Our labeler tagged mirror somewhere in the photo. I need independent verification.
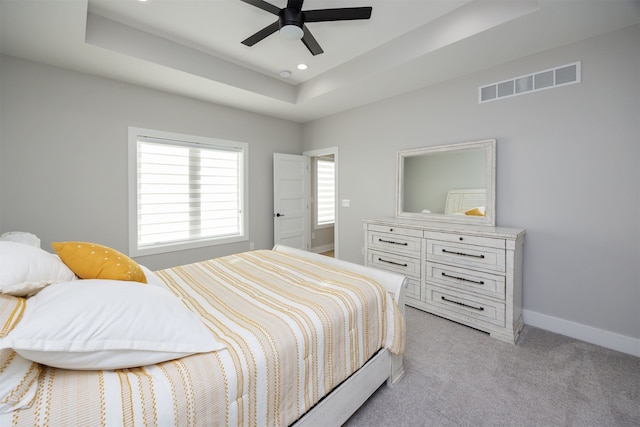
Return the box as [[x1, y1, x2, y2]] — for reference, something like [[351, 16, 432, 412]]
[[396, 139, 496, 226]]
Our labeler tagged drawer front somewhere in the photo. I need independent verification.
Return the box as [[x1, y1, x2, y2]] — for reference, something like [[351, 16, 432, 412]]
[[426, 262, 505, 300], [425, 231, 505, 250], [367, 250, 421, 279], [368, 224, 423, 238], [425, 285, 505, 327], [404, 278, 421, 300], [368, 231, 422, 257], [427, 240, 506, 273]]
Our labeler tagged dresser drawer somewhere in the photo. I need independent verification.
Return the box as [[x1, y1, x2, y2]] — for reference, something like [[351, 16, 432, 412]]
[[426, 240, 506, 273], [425, 285, 505, 327], [426, 262, 505, 300], [367, 250, 421, 279], [367, 230, 422, 257], [425, 231, 505, 250], [404, 278, 421, 300], [368, 224, 423, 238]]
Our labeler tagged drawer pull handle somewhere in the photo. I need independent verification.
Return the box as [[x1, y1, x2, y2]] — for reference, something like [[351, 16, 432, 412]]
[[442, 249, 485, 259], [378, 258, 408, 267], [379, 238, 408, 246], [441, 296, 485, 311], [442, 272, 484, 285]]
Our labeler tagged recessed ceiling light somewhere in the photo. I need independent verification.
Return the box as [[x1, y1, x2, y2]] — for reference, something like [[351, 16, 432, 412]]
[[279, 70, 292, 78], [297, 63, 308, 71]]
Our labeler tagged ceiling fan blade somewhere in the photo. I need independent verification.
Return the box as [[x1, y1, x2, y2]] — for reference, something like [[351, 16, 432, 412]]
[[301, 25, 323, 56], [241, 21, 280, 46], [239, 0, 280, 15], [304, 7, 372, 22]]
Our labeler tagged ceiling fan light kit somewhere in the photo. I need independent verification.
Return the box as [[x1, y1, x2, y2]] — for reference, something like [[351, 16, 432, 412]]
[[280, 24, 303, 40], [240, 0, 372, 55]]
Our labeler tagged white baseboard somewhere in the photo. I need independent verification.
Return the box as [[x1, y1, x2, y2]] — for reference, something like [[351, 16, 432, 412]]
[[523, 309, 640, 357], [311, 244, 334, 254]]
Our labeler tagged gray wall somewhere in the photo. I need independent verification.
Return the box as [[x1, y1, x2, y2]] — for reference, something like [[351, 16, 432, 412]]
[[0, 26, 638, 345], [0, 55, 303, 269], [302, 25, 640, 340]]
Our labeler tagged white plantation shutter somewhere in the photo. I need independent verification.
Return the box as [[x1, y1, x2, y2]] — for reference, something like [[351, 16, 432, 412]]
[[316, 158, 335, 226], [129, 129, 247, 256]]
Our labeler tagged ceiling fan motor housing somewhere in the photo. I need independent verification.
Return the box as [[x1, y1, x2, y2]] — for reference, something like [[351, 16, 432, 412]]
[[240, 0, 372, 55], [279, 8, 304, 29]]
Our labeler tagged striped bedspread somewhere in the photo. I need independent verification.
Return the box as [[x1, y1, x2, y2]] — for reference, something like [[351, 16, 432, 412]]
[[4, 249, 404, 426]]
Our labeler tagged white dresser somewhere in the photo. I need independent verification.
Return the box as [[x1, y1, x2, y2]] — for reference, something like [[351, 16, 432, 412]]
[[364, 217, 525, 343]]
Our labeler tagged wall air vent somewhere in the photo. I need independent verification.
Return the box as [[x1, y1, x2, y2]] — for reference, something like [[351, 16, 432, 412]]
[[479, 62, 581, 103]]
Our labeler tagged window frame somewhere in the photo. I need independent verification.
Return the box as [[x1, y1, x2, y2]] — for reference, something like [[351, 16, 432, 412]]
[[128, 127, 248, 256]]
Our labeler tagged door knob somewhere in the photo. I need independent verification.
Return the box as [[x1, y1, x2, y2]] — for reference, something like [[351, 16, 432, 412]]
[[275, 213, 285, 217]]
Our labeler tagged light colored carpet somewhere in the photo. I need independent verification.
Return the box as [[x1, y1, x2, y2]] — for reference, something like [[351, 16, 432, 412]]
[[344, 307, 640, 427]]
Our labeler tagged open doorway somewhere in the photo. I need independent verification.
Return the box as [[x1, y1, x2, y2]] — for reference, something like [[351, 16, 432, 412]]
[[304, 147, 338, 259]]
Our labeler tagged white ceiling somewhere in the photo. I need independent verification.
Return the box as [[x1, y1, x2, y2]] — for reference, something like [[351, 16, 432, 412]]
[[1, 0, 638, 123]]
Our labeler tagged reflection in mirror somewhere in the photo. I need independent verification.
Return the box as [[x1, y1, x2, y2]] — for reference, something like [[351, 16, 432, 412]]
[[396, 139, 496, 226]]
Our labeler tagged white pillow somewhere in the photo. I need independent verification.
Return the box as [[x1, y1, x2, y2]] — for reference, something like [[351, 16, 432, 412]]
[[140, 265, 168, 289], [0, 232, 41, 248], [0, 241, 77, 296], [0, 280, 226, 370]]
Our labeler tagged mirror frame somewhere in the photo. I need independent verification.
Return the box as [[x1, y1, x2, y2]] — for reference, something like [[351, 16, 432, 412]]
[[396, 139, 496, 226]]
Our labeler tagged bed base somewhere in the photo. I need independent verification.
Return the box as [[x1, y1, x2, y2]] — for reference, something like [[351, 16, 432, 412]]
[[273, 245, 407, 427], [293, 349, 403, 427]]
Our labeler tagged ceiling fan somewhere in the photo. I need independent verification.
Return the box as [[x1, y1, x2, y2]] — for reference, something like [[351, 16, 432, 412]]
[[240, 0, 372, 56]]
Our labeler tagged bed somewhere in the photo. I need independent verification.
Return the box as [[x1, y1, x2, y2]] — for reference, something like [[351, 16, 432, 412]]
[[0, 241, 406, 426], [444, 188, 486, 216]]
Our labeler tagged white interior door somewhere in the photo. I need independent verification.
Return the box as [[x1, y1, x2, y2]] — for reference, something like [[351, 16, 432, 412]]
[[273, 153, 309, 250]]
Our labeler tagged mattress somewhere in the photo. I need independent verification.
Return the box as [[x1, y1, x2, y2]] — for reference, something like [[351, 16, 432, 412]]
[[3, 249, 404, 426]]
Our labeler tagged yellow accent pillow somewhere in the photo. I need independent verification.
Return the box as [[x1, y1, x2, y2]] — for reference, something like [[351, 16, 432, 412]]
[[465, 207, 485, 216], [51, 242, 147, 284]]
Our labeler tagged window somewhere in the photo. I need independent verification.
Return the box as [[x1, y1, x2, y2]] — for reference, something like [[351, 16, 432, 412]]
[[128, 127, 248, 256], [315, 157, 335, 228]]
